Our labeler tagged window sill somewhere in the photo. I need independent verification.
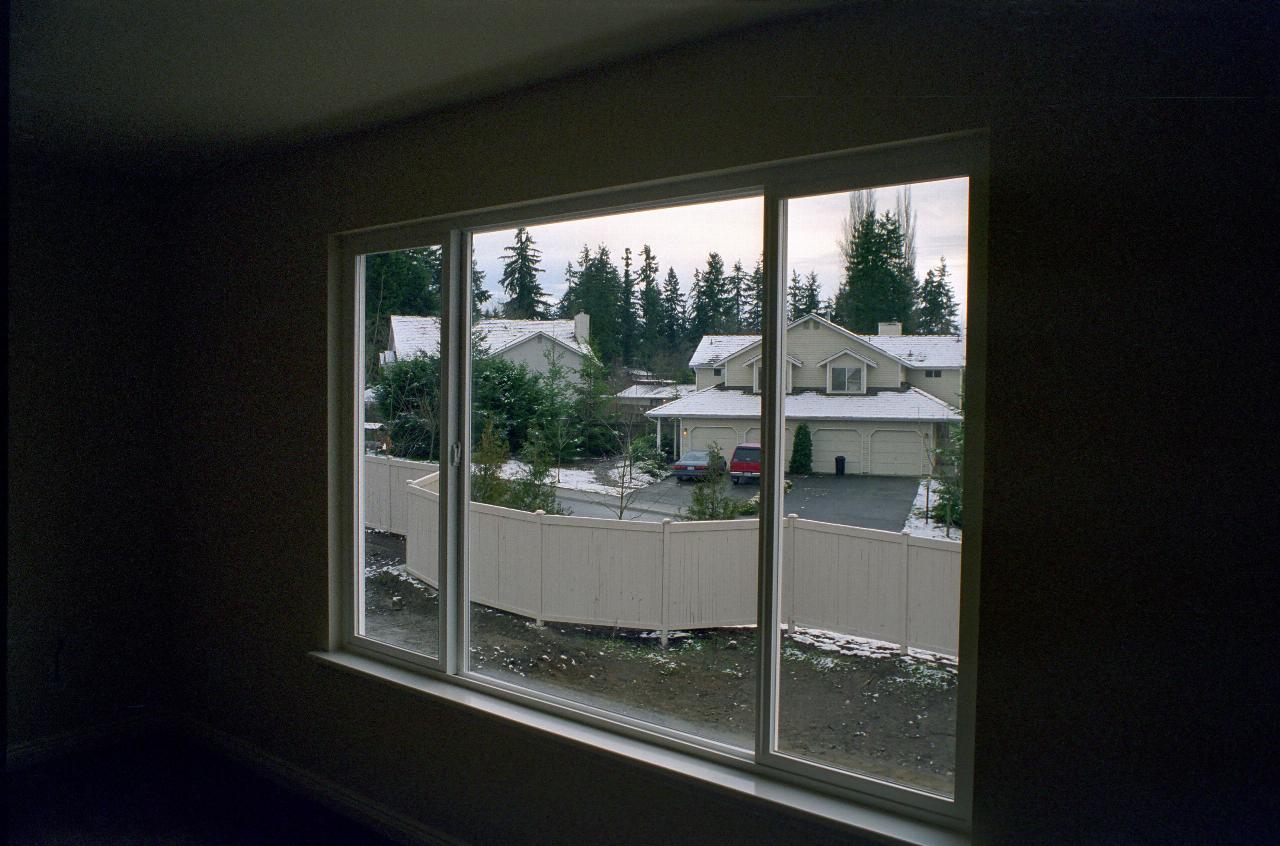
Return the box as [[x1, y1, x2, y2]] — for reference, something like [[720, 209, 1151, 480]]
[[308, 649, 969, 846]]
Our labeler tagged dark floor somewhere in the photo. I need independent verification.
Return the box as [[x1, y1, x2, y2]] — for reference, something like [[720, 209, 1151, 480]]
[[6, 734, 400, 846]]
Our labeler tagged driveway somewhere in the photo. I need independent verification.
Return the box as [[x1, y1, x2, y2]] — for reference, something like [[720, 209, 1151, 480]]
[[556, 474, 919, 531]]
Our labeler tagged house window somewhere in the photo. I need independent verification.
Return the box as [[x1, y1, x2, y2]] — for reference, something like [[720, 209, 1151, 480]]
[[830, 365, 862, 393], [925, 369, 942, 378], [336, 134, 981, 831]]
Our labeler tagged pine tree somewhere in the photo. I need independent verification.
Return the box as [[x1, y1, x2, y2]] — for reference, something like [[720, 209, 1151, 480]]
[[742, 259, 764, 331], [833, 210, 916, 333], [637, 245, 663, 365], [690, 252, 729, 336], [499, 227, 550, 319], [802, 271, 822, 316], [470, 257, 491, 320], [788, 423, 813, 475], [726, 260, 747, 332], [620, 247, 638, 365], [561, 245, 623, 365], [914, 257, 960, 334], [660, 266, 686, 339], [786, 270, 805, 320]]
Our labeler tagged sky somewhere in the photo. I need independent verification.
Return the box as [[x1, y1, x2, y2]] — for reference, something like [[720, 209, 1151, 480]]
[[472, 176, 969, 326]]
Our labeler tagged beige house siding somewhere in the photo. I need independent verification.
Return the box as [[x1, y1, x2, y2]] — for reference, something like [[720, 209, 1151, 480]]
[[680, 416, 937, 476], [722, 321, 905, 391], [694, 367, 724, 390], [499, 335, 584, 378], [906, 367, 964, 407]]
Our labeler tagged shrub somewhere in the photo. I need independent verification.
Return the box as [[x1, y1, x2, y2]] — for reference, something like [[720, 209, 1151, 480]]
[[927, 421, 963, 530], [684, 445, 745, 521], [788, 423, 813, 474]]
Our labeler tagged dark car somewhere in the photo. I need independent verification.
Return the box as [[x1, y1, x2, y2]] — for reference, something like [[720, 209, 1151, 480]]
[[670, 450, 723, 481], [729, 442, 762, 484]]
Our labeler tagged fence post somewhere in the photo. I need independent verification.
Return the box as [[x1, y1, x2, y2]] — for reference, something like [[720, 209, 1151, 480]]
[[535, 510, 546, 627], [786, 514, 798, 635], [899, 530, 911, 655], [660, 518, 672, 648]]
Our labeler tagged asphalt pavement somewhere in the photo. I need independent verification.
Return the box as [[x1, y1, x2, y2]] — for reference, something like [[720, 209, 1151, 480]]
[[555, 473, 918, 530]]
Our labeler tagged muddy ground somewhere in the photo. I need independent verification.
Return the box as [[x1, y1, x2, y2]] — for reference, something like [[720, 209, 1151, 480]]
[[363, 530, 955, 796]]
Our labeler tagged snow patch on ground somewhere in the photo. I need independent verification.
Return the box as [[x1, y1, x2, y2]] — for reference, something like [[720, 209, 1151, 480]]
[[903, 478, 962, 541], [500, 459, 661, 496], [788, 625, 957, 667]]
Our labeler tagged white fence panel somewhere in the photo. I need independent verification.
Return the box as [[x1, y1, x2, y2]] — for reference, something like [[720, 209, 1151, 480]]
[[664, 519, 758, 629], [364, 455, 438, 535], [383, 466, 962, 657]]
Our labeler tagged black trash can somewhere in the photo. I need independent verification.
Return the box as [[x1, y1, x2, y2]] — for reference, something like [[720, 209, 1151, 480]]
[[835, 455, 846, 475]]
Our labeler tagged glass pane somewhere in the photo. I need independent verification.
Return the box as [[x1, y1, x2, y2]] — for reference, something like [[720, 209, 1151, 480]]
[[359, 246, 443, 659], [779, 177, 968, 796], [466, 198, 762, 749]]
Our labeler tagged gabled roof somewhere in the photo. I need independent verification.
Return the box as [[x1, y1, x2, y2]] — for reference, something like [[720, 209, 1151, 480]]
[[688, 334, 759, 368], [691, 313, 964, 370], [389, 315, 593, 359], [645, 387, 961, 422], [742, 353, 804, 368], [615, 384, 699, 400], [815, 348, 880, 368]]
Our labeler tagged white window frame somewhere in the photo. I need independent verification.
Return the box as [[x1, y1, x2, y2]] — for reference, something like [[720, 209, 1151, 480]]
[[328, 131, 986, 836], [829, 363, 864, 394]]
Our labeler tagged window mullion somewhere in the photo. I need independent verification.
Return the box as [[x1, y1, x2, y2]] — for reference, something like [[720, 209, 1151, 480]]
[[439, 229, 471, 675], [755, 193, 787, 762]]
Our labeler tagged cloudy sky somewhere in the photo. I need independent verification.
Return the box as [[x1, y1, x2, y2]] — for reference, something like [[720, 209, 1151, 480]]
[[472, 176, 968, 325]]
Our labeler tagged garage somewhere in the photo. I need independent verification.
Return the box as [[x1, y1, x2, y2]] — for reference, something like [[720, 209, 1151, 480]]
[[869, 429, 926, 476], [745, 426, 793, 463], [811, 428, 862, 474], [686, 425, 739, 457]]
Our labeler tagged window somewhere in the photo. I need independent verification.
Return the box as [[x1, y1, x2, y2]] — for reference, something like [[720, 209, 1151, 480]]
[[830, 365, 863, 393], [925, 369, 942, 378], [334, 133, 983, 833], [713, 367, 723, 376]]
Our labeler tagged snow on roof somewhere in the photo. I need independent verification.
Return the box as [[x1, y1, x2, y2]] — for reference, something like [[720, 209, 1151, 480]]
[[616, 384, 699, 400], [688, 318, 964, 370], [645, 387, 961, 422], [864, 334, 966, 368], [688, 335, 759, 368], [389, 315, 592, 359]]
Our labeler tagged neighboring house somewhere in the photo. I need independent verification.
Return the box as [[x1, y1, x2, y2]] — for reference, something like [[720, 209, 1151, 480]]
[[614, 381, 699, 413], [383, 312, 593, 377], [647, 313, 963, 477]]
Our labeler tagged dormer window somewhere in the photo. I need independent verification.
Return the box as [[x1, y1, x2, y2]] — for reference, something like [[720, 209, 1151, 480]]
[[830, 366, 862, 393]]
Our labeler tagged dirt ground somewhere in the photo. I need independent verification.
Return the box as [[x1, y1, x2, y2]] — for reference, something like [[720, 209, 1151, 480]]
[[363, 530, 955, 796]]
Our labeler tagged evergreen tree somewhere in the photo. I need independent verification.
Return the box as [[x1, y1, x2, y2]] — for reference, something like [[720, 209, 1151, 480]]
[[637, 245, 663, 365], [833, 210, 917, 333], [470, 257, 491, 320], [499, 227, 550, 319], [727, 260, 747, 332], [787, 270, 805, 320], [742, 259, 764, 331], [788, 423, 813, 475], [364, 246, 442, 380], [802, 271, 822, 316], [660, 266, 686, 339], [914, 257, 960, 334], [560, 245, 624, 365], [619, 247, 638, 365], [690, 252, 729, 336]]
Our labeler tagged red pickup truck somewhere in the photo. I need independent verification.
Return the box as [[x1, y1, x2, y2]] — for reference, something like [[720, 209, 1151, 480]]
[[729, 442, 762, 485]]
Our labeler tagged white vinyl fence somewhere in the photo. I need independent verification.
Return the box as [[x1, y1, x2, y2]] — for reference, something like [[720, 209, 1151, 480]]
[[369, 456, 961, 657], [364, 455, 439, 534]]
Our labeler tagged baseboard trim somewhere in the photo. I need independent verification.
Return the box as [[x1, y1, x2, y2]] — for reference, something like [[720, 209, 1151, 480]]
[[174, 714, 469, 846], [5, 709, 151, 772]]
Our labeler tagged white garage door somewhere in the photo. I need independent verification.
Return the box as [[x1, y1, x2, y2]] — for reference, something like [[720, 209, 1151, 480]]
[[870, 430, 926, 476], [688, 426, 739, 457], [745, 427, 794, 463], [811, 428, 862, 474]]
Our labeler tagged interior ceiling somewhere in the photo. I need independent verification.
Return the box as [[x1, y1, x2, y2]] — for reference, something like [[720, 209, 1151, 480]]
[[10, 0, 829, 173]]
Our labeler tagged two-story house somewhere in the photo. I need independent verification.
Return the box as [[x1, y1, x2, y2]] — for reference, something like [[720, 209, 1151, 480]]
[[384, 312, 594, 378], [647, 313, 963, 476]]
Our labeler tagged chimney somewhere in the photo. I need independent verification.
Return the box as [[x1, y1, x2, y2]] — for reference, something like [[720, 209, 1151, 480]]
[[574, 312, 590, 343], [877, 321, 902, 336]]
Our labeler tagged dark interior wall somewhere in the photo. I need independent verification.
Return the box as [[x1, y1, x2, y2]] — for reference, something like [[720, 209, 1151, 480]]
[[8, 1, 1276, 844], [7, 156, 171, 747]]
